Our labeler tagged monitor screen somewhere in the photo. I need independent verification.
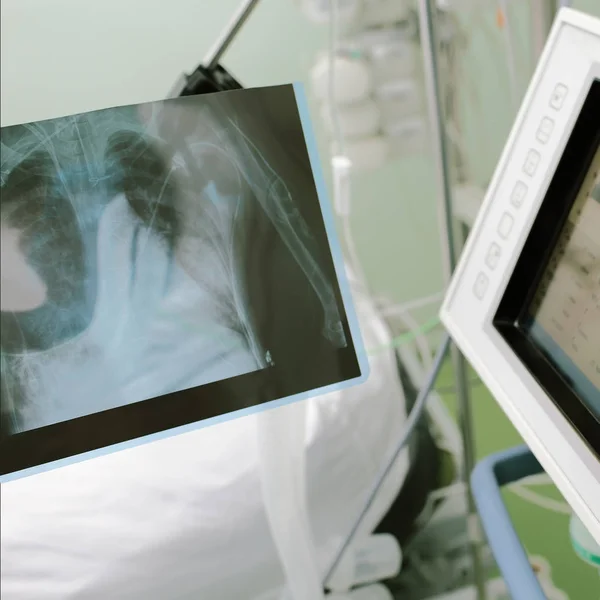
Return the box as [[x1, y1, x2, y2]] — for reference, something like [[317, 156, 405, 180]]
[[494, 78, 600, 457], [525, 146, 600, 418]]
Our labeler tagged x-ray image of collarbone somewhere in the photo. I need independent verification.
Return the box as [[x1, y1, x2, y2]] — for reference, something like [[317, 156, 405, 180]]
[[140, 95, 348, 350], [0, 94, 350, 436], [0, 97, 348, 354]]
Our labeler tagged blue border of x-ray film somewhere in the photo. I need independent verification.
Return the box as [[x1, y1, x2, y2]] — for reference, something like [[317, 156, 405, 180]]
[[0, 83, 369, 484]]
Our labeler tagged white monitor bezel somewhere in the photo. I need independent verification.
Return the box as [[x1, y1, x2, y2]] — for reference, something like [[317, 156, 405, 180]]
[[441, 7, 600, 543]]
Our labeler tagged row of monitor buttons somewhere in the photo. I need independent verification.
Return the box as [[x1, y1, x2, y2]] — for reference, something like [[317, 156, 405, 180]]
[[473, 183, 526, 297], [472, 83, 568, 300]]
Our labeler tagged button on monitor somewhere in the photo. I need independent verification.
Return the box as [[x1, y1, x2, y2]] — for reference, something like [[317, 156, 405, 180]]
[[536, 117, 555, 144], [485, 242, 502, 270], [473, 272, 489, 300], [498, 212, 514, 239], [550, 83, 569, 110], [523, 149, 541, 177], [510, 181, 528, 209]]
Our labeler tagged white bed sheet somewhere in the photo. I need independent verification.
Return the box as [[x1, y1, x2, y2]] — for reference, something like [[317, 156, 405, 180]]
[[1, 285, 411, 600]]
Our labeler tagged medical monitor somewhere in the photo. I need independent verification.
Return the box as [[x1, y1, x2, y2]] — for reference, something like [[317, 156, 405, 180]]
[[441, 8, 600, 543]]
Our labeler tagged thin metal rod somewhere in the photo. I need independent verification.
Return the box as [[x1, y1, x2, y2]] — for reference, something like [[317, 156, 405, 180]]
[[204, 0, 262, 69], [323, 335, 452, 588], [530, 0, 559, 64], [417, 1, 486, 599]]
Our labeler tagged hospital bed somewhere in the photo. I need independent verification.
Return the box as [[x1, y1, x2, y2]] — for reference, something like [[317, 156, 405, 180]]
[[0, 275, 463, 600]]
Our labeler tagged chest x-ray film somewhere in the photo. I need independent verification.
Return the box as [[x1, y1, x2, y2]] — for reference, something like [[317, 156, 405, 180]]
[[0, 83, 367, 481]]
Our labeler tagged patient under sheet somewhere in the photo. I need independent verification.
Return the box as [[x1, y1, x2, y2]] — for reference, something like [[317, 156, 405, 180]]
[[0, 281, 412, 600]]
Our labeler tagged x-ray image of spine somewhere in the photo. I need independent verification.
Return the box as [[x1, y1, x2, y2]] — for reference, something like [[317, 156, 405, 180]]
[[0, 85, 348, 438]]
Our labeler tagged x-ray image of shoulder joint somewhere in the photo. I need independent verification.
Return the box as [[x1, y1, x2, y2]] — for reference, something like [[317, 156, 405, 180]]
[[148, 94, 349, 353]]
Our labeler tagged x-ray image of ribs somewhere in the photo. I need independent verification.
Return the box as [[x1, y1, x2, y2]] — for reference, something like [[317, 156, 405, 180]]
[[142, 93, 347, 350], [0, 86, 348, 436]]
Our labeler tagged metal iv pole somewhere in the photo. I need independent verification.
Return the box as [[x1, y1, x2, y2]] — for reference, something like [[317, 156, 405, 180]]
[[169, 0, 260, 97], [203, 0, 262, 69], [169, 2, 490, 597], [416, 1, 487, 599], [531, 0, 571, 64]]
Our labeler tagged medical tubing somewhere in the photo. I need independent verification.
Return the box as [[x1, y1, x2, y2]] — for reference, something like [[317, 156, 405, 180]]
[[257, 401, 326, 600], [332, 156, 372, 298], [509, 483, 571, 514], [204, 0, 262, 69], [328, 0, 371, 300], [498, 0, 520, 112], [327, 534, 402, 591], [323, 334, 451, 588], [328, 0, 345, 156], [332, 155, 352, 217]]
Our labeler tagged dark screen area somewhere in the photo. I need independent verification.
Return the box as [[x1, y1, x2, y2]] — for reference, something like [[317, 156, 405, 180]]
[[524, 143, 599, 418], [494, 79, 600, 458]]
